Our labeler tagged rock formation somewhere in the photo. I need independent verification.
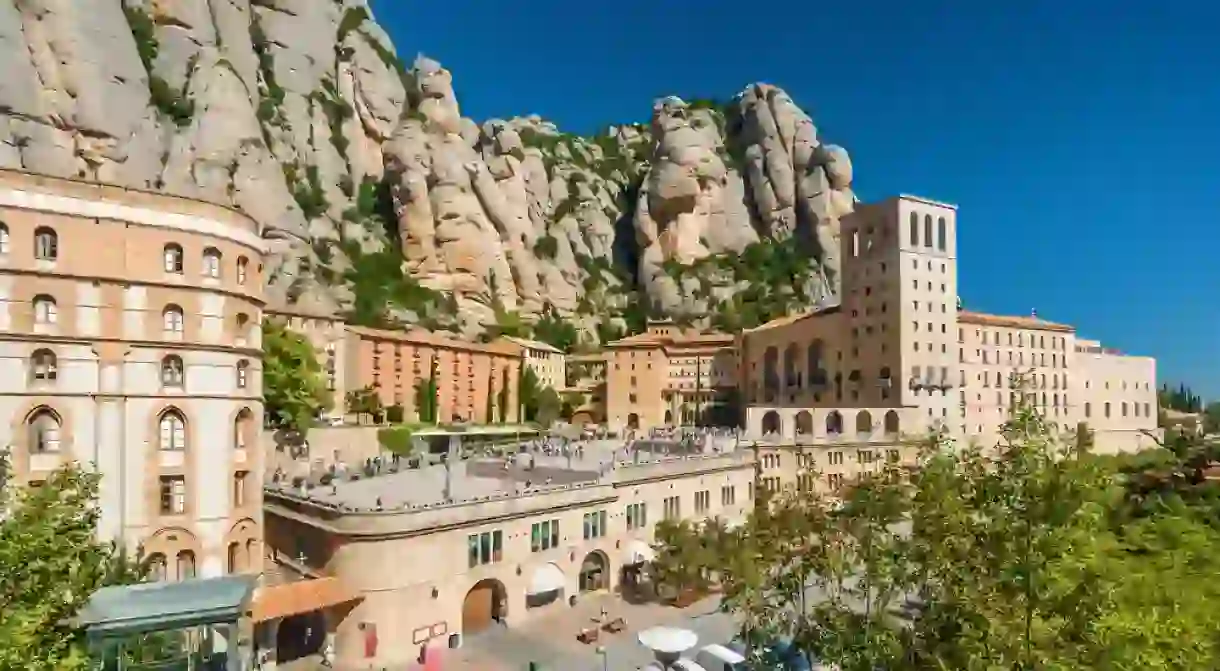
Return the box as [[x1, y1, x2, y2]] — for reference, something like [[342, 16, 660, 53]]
[[0, 0, 857, 343]]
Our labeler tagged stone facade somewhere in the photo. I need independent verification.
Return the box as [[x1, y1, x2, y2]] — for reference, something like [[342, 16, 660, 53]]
[[0, 168, 265, 579]]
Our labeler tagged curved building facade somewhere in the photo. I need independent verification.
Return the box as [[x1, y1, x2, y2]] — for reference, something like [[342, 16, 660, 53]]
[[0, 170, 266, 580]]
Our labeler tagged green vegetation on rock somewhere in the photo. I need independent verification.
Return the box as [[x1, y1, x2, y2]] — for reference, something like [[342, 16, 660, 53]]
[[123, 5, 195, 127]]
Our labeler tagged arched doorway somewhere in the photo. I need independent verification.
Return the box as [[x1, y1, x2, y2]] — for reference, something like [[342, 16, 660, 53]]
[[826, 411, 844, 436], [276, 610, 326, 663], [572, 411, 594, 425], [762, 411, 782, 435], [462, 578, 507, 635], [579, 551, 609, 593], [664, 410, 673, 425], [795, 411, 813, 436], [855, 410, 874, 436], [884, 410, 900, 435], [626, 413, 640, 430]]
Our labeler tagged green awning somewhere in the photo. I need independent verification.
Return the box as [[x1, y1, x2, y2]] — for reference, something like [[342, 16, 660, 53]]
[[75, 576, 257, 638]]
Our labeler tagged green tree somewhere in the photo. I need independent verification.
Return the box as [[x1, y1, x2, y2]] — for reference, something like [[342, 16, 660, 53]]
[[344, 385, 384, 423], [651, 519, 713, 600], [518, 367, 542, 421], [676, 382, 1220, 670], [262, 320, 333, 432], [376, 426, 415, 456], [1204, 401, 1220, 434], [532, 307, 579, 352], [497, 368, 510, 424], [412, 355, 440, 424], [534, 387, 562, 428], [0, 455, 150, 670]]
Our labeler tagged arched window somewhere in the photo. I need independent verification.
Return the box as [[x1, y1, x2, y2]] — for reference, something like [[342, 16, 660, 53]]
[[147, 553, 168, 582], [175, 550, 196, 581], [227, 542, 242, 574], [28, 407, 62, 453], [923, 214, 933, 248], [1104, 402, 1111, 418], [162, 305, 184, 334], [30, 349, 58, 382], [202, 247, 222, 279], [0, 221, 9, 254], [236, 360, 249, 389], [34, 227, 58, 260], [32, 295, 57, 324], [826, 411, 844, 435], [1084, 402, 1092, 417], [235, 312, 250, 339], [161, 355, 184, 387], [908, 212, 919, 246], [936, 217, 947, 251], [159, 410, 187, 451], [236, 256, 249, 285], [234, 408, 253, 450], [163, 243, 184, 274]]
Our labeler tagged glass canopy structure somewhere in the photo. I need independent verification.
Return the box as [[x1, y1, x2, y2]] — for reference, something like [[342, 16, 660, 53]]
[[74, 575, 257, 671]]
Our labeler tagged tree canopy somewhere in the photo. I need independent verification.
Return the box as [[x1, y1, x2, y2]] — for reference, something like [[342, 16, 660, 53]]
[[261, 320, 333, 432], [0, 456, 148, 670], [658, 396, 1220, 670]]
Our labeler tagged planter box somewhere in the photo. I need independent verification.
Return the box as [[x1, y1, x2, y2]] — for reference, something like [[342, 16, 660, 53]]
[[668, 589, 703, 609]]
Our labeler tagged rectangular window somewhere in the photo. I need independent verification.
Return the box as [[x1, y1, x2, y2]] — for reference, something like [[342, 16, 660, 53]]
[[531, 519, 560, 552], [626, 502, 647, 530], [467, 530, 504, 568], [159, 476, 186, 515], [663, 496, 681, 521], [694, 490, 710, 514], [720, 485, 735, 506], [583, 510, 608, 539], [829, 451, 844, 466], [232, 471, 248, 508]]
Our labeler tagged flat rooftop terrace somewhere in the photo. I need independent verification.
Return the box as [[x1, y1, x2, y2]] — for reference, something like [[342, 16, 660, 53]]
[[266, 438, 747, 512]]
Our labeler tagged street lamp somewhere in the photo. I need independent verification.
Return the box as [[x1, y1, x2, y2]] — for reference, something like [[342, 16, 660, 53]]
[[595, 645, 608, 671]]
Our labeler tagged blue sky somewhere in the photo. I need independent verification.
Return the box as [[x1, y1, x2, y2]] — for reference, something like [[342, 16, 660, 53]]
[[370, 0, 1218, 398]]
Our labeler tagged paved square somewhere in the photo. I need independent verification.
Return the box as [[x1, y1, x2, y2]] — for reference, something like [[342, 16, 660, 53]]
[[442, 593, 738, 671]]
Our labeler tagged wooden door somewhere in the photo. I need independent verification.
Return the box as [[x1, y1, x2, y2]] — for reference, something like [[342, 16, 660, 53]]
[[462, 584, 493, 634]]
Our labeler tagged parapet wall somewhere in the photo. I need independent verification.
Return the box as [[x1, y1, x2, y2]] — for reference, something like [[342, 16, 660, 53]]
[[265, 451, 754, 537]]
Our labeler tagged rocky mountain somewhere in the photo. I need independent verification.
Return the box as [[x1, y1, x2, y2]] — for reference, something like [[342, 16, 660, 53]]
[[0, 0, 856, 345]]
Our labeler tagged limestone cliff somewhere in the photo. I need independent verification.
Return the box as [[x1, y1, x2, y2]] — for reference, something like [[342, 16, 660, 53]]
[[0, 0, 857, 344]]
